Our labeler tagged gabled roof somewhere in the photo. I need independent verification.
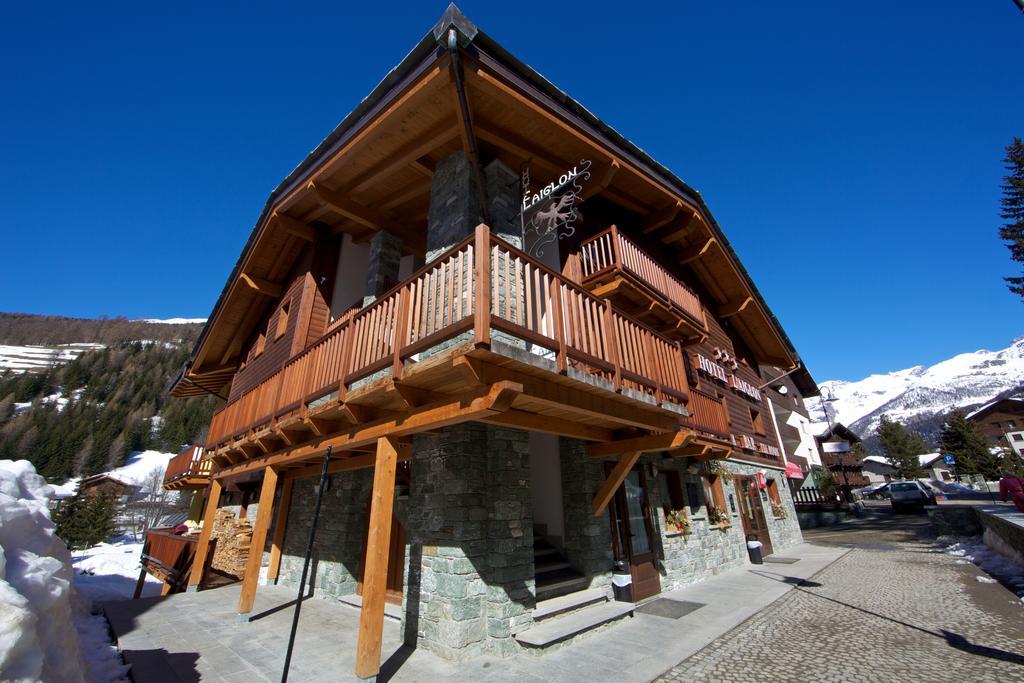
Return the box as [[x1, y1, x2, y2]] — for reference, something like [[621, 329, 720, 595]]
[[966, 397, 1024, 421], [174, 4, 807, 396]]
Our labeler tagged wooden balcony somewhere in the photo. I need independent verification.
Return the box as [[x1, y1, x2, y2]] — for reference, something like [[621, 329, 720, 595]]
[[205, 226, 736, 478], [162, 446, 212, 490], [140, 529, 200, 593], [576, 226, 707, 341]]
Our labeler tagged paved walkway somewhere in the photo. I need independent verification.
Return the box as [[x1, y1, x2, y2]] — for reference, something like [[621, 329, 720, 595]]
[[657, 509, 1024, 683], [103, 543, 845, 682]]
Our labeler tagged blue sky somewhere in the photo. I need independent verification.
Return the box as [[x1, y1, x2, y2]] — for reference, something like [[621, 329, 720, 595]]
[[1, 1, 1020, 382]]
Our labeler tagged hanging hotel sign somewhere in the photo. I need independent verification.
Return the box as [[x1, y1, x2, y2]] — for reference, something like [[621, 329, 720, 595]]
[[521, 159, 591, 259], [822, 440, 851, 453]]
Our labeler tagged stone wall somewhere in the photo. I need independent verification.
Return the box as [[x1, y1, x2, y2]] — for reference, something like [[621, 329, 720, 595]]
[[648, 457, 748, 590], [403, 424, 534, 661], [276, 469, 373, 598], [559, 438, 613, 590]]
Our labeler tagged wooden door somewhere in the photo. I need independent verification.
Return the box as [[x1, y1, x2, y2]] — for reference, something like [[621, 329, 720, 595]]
[[609, 465, 661, 601], [356, 505, 406, 605], [732, 475, 773, 556]]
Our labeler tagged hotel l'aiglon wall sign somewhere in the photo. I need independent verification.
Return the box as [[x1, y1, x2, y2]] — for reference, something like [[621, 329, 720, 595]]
[[520, 159, 591, 259]]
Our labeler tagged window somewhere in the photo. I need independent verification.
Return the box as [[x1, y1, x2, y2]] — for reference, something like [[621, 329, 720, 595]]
[[1009, 421, 1017, 430], [253, 333, 266, 358], [684, 477, 705, 516], [275, 302, 290, 339], [657, 470, 686, 515], [750, 408, 766, 436], [766, 478, 782, 508], [702, 474, 728, 524]]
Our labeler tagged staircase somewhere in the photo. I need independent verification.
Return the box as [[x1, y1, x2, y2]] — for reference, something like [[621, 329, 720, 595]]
[[533, 526, 588, 601], [516, 526, 635, 650]]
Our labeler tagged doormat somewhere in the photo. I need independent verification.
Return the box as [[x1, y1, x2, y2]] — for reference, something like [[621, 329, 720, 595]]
[[635, 598, 706, 620], [763, 556, 800, 564]]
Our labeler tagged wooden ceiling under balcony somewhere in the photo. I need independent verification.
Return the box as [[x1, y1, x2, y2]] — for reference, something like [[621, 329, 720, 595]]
[[186, 49, 794, 394]]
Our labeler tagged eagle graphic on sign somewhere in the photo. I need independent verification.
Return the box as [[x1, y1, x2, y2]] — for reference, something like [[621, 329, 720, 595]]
[[521, 159, 591, 259]]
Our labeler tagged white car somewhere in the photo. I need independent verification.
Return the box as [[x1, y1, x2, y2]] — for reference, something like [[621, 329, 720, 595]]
[[889, 481, 937, 512]]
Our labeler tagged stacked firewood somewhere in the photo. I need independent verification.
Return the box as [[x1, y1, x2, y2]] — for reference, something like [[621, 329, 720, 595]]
[[209, 508, 252, 578]]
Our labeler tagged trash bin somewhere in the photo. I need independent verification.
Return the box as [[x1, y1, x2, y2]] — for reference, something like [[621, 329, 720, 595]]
[[611, 561, 633, 602], [746, 540, 764, 565]]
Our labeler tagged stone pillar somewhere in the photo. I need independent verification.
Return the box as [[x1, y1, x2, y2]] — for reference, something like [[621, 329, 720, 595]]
[[403, 424, 533, 660], [427, 152, 521, 262], [362, 230, 403, 306], [559, 437, 614, 589]]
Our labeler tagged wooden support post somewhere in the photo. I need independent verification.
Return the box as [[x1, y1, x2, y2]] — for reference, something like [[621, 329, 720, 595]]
[[354, 436, 400, 680], [603, 301, 621, 390], [237, 466, 279, 617], [392, 286, 411, 379], [474, 223, 491, 346], [267, 478, 294, 583], [591, 451, 642, 516], [187, 478, 223, 590], [132, 567, 148, 600]]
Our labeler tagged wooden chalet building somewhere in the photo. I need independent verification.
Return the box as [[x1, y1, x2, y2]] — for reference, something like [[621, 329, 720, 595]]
[[170, 6, 813, 677], [967, 397, 1024, 461]]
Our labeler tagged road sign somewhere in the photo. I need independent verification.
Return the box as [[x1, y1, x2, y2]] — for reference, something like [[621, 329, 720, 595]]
[[943, 454, 956, 465]]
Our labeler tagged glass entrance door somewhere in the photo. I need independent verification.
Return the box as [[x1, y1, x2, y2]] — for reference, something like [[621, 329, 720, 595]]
[[609, 466, 661, 601]]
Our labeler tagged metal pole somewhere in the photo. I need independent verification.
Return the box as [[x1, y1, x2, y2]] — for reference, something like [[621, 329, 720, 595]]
[[281, 446, 332, 683]]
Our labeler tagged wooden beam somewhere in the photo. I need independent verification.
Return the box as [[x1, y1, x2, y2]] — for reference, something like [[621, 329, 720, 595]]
[[587, 431, 692, 458], [718, 296, 753, 318], [663, 211, 703, 245], [281, 446, 412, 481], [237, 466, 279, 616], [347, 121, 457, 195], [354, 436, 400, 679], [392, 382, 444, 409], [581, 159, 620, 201], [272, 212, 316, 242], [187, 479, 222, 589], [308, 182, 398, 233], [482, 409, 616, 442], [213, 381, 522, 479], [266, 477, 293, 583], [591, 451, 642, 516], [642, 201, 682, 234], [677, 237, 717, 264], [240, 272, 283, 298]]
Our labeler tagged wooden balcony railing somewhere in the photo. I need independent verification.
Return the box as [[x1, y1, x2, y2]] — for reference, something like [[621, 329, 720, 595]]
[[141, 529, 199, 589], [578, 226, 705, 327], [162, 447, 211, 487], [207, 226, 711, 448], [682, 388, 730, 439]]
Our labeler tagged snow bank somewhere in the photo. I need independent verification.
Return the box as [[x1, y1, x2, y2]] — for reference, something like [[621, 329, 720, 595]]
[[943, 535, 1024, 598], [0, 459, 86, 681], [74, 539, 162, 603], [0, 460, 130, 682]]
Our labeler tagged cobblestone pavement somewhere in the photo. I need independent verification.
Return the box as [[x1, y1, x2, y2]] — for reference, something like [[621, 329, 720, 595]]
[[656, 509, 1024, 683]]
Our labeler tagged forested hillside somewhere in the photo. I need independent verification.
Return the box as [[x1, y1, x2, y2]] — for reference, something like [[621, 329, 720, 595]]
[[0, 314, 218, 482]]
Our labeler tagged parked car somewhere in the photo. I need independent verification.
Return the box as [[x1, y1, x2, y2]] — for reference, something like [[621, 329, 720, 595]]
[[889, 481, 937, 512]]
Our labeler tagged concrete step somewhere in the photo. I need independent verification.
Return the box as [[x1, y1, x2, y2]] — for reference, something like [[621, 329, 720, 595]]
[[535, 559, 571, 575], [532, 587, 609, 622], [515, 600, 634, 648], [535, 574, 590, 601], [534, 546, 559, 559], [338, 594, 402, 621]]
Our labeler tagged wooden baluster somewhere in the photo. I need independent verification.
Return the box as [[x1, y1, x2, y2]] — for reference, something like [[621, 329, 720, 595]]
[[474, 224, 491, 346], [604, 303, 622, 391], [550, 280, 567, 373], [392, 286, 411, 379]]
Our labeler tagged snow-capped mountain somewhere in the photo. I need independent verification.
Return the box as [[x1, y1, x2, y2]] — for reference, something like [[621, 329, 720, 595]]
[[807, 336, 1024, 445]]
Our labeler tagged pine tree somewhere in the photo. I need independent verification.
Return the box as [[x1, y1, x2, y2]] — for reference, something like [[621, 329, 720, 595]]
[[55, 491, 118, 549], [877, 414, 928, 479], [939, 408, 1000, 480], [1000, 137, 1024, 300]]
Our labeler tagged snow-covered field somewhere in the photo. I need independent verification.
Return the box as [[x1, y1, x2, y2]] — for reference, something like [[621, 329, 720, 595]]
[[73, 539, 163, 603], [136, 317, 206, 325], [0, 460, 130, 682], [0, 343, 105, 373]]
